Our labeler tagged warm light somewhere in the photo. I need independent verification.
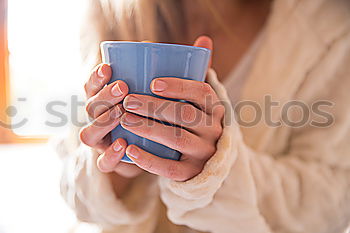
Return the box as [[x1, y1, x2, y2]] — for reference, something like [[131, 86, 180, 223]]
[[8, 0, 86, 136]]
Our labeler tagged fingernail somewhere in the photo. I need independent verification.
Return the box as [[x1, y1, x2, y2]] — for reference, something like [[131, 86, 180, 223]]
[[111, 82, 123, 97], [113, 140, 123, 152], [121, 114, 141, 126], [124, 96, 142, 110], [97, 65, 105, 78], [110, 106, 123, 119], [126, 146, 139, 159], [151, 79, 167, 92]]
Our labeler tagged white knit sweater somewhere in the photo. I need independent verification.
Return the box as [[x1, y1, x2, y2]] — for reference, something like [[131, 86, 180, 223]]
[[58, 0, 350, 232]]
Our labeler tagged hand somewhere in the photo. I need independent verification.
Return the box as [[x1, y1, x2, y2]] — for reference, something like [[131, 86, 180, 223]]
[[79, 63, 143, 178], [120, 36, 225, 181]]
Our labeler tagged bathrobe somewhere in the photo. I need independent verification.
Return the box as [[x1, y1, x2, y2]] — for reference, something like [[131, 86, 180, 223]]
[[57, 0, 350, 232]]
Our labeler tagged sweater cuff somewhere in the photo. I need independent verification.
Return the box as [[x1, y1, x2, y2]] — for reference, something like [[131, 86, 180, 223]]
[[60, 144, 160, 230], [158, 68, 240, 205]]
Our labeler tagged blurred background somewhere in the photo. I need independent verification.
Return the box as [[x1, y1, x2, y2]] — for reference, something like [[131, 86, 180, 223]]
[[0, 0, 93, 232]]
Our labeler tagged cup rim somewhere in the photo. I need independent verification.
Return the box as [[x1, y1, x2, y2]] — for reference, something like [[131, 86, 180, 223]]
[[100, 41, 211, 53]]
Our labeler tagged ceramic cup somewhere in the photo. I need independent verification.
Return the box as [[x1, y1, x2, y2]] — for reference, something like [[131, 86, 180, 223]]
[[100, 41, 211, 163]]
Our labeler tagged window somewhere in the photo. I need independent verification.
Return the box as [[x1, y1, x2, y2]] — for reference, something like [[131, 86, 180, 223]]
[[1, 1, 89, 232], [1, 0, 86, 143], [0, 0, 11, 142]]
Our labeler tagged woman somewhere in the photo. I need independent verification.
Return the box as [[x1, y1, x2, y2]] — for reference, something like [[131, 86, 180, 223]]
[[58, 0, 350, 232]]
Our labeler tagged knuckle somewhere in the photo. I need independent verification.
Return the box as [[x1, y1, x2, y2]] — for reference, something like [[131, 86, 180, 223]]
[[79, 128, 90, 146], [214, 103, 225, 117], [85, 99, 93, 117], [86, 69, 98, 87], [175, 133, 191, 149], [79, 126, 96, 147], [192, 164, 204, 178], [84, 82, 89, 94], [142, 157, 153, 171], [86, 96, 110, 119], [166, 163, 179, 179], [181, 105, 196, 123], [210, 143, 217, 154], [103, 151, 116, 165], [178, 166, 198, 182], [92, 65, 100, 76], [201, 83, 213, 97], [212, 123, 223, 139], [206, 144, 217, 158]]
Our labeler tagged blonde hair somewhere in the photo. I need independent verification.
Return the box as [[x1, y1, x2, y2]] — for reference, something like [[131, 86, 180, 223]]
[[81, 0, 187, 67], [80, 0, 252, 68]]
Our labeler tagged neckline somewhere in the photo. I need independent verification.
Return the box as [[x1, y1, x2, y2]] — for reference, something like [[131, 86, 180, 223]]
[[223, 28, 266, 86]]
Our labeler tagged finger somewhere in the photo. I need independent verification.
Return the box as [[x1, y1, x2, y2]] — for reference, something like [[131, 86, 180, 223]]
[[150, 78, 225, 117], [120, 112, 215, 159], [97, 138, 127, 173], [93, 134, 111, 153], [193, 35, 213, 68], [86, 80, 128, 118], [84, 64, 112, 98], [80, 105, 123, 148], [123, 94, 222, 140], [125, 145, 200, 181]]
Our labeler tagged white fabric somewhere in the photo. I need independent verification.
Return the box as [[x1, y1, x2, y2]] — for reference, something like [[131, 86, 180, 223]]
[[58, 0, 350, 232]]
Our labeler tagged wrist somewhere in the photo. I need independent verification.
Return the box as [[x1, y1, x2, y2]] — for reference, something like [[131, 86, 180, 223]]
[[109, 172, 134, 198]]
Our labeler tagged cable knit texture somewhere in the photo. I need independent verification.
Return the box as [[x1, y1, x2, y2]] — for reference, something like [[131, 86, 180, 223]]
[[58, 0, 350, 232]]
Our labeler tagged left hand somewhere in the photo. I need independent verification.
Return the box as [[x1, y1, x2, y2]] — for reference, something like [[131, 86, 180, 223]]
[[120, 36, 225, 181]]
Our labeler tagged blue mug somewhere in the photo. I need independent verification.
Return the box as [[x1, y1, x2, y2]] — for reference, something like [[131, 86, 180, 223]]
[[100, 41, 211, 163]]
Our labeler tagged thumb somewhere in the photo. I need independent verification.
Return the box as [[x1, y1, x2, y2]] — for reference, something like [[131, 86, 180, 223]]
[[193, 35, 213, 68]]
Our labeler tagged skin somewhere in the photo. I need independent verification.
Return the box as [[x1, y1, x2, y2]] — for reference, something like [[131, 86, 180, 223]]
[[183, 0, 271, 80], [80, 1, 271, 197]]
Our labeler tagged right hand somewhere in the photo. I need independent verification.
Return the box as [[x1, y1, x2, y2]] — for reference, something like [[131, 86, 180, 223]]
[[79, 63, 143, 178]]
